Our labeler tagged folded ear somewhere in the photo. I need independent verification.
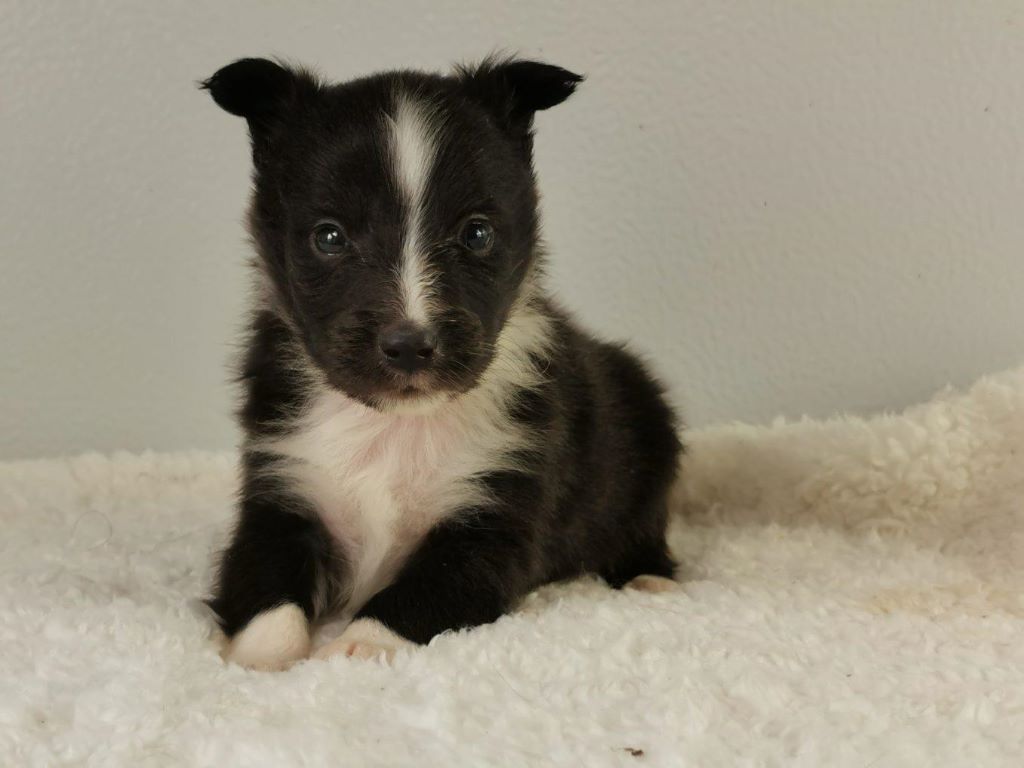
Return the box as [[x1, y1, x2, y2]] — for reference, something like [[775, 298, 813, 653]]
[[459, 57, 583, 137], [201, 58, 313, 155]]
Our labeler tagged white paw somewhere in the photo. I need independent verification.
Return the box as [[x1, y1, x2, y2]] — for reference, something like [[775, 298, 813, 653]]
[[312, 618, 415, 663], [625, 574, 681, 594], [223, 603, 311, 671]]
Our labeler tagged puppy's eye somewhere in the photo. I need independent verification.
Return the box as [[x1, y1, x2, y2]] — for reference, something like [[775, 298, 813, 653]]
[[460, 218, 494, 254], [311, 222, 348, 255]]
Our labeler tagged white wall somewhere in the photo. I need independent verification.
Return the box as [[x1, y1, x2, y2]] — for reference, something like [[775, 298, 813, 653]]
[[2, 1, 1022, 460]]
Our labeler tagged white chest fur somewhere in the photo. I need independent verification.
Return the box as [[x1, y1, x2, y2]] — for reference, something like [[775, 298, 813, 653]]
[[250, 296, 551, 620], [254, 382, 528, 618]]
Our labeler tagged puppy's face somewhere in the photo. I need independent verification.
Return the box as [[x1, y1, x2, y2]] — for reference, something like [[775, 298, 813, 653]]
[[205, 58, 580, 410]]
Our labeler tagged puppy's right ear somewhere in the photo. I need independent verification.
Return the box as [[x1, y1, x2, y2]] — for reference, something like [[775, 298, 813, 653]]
[[201, 58, 309, 146]]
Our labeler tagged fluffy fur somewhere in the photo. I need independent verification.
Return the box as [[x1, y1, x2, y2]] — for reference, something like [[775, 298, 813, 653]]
[[202, 56, 681, 663], [2, 367, 1022, 764]]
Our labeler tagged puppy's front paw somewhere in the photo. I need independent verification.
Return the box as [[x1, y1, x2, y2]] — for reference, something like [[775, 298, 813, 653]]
[[312, 618, 415, 663], [223, 603, 311, 671]]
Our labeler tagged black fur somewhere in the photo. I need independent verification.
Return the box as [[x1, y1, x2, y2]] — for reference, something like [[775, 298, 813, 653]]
[[204, 56, 683, 645]]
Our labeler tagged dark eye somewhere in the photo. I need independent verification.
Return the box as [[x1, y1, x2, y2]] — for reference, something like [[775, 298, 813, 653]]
[[311, 222, 348, 255], [460, 218, 494, 254]]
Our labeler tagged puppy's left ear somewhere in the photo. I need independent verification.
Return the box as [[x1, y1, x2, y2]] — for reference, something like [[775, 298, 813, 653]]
[[459, 57, 583, 139]]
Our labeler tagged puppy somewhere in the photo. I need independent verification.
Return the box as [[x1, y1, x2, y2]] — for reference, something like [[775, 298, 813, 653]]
[[203, 56, 682, 669]]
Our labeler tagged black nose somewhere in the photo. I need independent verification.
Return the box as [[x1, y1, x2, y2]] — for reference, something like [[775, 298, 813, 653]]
[[378, 323, 438, 373]]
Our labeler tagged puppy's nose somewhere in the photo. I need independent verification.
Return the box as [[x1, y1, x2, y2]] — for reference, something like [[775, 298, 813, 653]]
[[378, 322, 438, 373]]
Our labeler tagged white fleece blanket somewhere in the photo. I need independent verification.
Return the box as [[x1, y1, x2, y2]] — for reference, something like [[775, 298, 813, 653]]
[[2, 368, 1022, 767]]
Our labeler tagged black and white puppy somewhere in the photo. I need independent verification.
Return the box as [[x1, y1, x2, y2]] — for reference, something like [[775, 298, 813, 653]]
[[203, 56, 682, 669]]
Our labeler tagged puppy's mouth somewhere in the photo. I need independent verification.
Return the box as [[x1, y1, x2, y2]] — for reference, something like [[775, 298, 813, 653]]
[[319, 338, 490, 413], [370, 386, 454, 415], [385, 370, 439, 396], [389, 384, 436, 402], [365, 371, 457, 413]]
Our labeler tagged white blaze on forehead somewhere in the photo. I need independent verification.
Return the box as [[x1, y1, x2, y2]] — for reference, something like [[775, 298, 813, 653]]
[[389, 93, 440, 325]]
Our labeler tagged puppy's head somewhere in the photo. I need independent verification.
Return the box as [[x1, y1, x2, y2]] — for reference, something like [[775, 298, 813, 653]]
[[204, 56, 581, 411]]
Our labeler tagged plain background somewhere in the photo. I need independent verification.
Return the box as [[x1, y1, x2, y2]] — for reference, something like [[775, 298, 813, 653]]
[[2, 1, 1022, 460]]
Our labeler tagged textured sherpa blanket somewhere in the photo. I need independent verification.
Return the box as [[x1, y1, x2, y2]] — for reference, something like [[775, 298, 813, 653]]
[[1, 368, 1022, 767]]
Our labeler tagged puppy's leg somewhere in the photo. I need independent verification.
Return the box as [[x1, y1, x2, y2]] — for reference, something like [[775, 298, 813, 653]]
[[352, 506, 535, 648], [209, 491, 333, 671]]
